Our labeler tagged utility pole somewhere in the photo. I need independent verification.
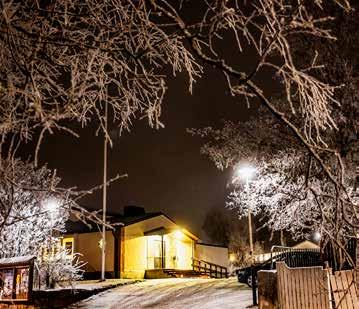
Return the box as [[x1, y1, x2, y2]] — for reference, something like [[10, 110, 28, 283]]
[[101, 101, 108, 281], [246, 178, 257, 306]]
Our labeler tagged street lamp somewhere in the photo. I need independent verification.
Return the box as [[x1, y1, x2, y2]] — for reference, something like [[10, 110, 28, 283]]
[[43, 198, 61, 228], [234, 166, 257, 185], [235, 164, 257, 305], [313, 231, 321, 242], [101, 101, 108, 282], [44, 198, 60, 213], [43, 198, 60, 288], [234, 165, 256, 252]]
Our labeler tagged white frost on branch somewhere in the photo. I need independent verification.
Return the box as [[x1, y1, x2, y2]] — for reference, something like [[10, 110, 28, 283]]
[[0, 159, 69, 258], [0, 0, 202, 147]]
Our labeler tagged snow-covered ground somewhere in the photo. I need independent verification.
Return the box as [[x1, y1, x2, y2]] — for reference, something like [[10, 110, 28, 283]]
[[72, 279, 141, 290], [67, 278, 255, 309]]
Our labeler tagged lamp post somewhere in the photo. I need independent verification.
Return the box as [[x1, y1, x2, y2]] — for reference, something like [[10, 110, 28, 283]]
[[101, 101, 108, 282], [235, 165, 257, 305], [43, 198, 60, 289]]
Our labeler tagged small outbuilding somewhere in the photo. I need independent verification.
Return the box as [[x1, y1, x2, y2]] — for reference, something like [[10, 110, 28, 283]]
[[0, 255, 35, 303]]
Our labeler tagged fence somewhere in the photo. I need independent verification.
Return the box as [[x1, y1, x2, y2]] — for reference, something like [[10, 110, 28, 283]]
[[270, 246, 322, 269], [192, 258, 228, 278], [274, 262, 358, 309], [276, 262, 330, 309], [330, 270, 358, 308]]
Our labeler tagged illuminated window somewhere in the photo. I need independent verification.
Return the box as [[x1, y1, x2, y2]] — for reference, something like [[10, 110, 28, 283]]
[[62, 237, 74, 257]]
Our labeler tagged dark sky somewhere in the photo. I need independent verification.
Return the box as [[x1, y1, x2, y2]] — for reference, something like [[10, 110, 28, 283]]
[[36, 66, 256, 239]]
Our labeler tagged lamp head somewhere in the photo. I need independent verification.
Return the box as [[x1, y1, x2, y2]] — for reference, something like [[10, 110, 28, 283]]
[[313, 231, 321, 242], [235, 165, 257, 181], [44, 198, 60, 212]]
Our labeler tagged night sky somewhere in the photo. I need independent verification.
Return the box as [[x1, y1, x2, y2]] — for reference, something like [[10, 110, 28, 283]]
[[35, 66, 257, 239]]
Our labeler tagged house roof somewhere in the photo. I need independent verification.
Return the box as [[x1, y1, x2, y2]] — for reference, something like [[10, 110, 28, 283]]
[[65, 211, 164, 234], [143, 226, 198, 241], [293, 240, 319, 249], [0, 255, 36, 267], [64, 211, 199, 240], [197, 242, 228, 249]]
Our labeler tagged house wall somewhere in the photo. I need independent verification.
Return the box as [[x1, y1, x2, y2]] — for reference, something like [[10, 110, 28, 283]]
[[195, 244, 229, 268], [67, 231, 115, 273], [122, 231, 147, 279], [64, 215, 198, 279], [164, 232, 193, 270]]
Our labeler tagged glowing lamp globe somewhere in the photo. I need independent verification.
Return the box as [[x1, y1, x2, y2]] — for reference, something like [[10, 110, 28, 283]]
[[236, 166, 257, 181], [313, 231, 321, 242], [44, 199, 60, 212]]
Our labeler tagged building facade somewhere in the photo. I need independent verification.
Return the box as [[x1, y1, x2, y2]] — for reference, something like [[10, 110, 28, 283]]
[[63, 206, 229, 279]]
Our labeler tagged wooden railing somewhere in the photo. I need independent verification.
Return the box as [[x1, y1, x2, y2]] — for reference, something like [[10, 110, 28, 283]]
[[192, 258, 228, 278]]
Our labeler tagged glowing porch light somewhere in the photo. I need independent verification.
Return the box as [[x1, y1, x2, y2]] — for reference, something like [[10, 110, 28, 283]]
[[174, 230, 184, 240]]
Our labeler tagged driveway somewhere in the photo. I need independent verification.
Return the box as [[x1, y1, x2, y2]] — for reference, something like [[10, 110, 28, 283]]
[[68, 278, 254, 309]]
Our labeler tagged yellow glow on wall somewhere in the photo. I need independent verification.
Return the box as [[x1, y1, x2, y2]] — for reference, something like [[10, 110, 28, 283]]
[[173, 230, 184, 240], [229, 253, 237, 262], [147, 235, 163, 269]]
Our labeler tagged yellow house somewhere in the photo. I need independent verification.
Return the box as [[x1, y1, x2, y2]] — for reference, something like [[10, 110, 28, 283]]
[[63, 206, 229, 279]]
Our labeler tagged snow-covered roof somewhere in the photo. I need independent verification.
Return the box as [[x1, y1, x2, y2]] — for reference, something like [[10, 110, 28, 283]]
[[293, 240, 319, 249], [0, 255, 36, 267]]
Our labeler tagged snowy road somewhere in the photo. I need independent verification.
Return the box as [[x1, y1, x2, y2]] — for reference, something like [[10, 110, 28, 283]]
[[68, 278, 254, 309]]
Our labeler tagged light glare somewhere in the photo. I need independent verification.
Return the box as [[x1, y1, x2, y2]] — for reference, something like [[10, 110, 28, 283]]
[[235, 165, 257, 181], [44, 198, 60, 212], [174, 230, 184, 240]]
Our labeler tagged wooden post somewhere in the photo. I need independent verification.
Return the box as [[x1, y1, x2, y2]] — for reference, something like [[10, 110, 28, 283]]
[[112, 227, 121, 278], [28, 261, 34, 303], [11, 268, 17, 299], [324, 263, 333, 309]]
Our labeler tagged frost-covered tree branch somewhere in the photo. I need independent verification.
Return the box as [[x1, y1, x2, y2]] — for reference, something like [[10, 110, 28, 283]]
[[0, 157, 123, 257], [0, 159, 69, 257], [154, 1, 357, 241], [0, 0, 356, 270], [0, 0, 202, 163], [191, 104, 357, 266], [163, 0, 357, 265]]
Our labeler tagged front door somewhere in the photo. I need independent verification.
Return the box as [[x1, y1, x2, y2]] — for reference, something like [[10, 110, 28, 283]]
[[148, 236, 166, 269], [153, 239, 165, 268]]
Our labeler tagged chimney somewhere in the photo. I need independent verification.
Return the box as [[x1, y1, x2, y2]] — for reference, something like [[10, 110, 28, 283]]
[[123, 205, 145, 217]]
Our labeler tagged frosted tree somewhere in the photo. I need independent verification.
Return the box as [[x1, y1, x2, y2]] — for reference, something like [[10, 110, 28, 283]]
[[37, 238, 86, 288], [0, 159, 67, 258], [0, 0, 202, 164], [0, 158, 113, 286], [0, 0, 356, 269], [181, 0, 357, 267], [0, 157, 109, 254], [190, 104, 357, 267], [0, 1, 351, 158]]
